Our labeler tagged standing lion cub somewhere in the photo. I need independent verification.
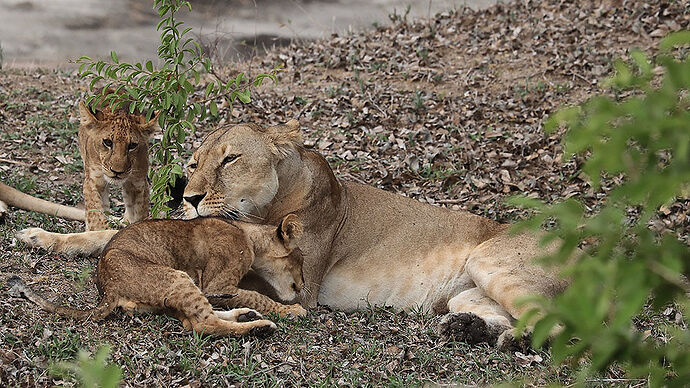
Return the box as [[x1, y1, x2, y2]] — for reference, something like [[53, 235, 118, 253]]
[[78, 91, 159, 230], [10, 214, 306, 337]]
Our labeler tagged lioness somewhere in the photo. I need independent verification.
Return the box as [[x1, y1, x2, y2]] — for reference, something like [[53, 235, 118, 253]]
[[10, 214, 306, 336], [19, 120, 570, 348]]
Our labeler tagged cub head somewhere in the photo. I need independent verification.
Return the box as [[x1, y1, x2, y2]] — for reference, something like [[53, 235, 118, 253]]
[[79, 96, 159, 181], [182, 120, 302, 219], [246, 214, 304, 302]]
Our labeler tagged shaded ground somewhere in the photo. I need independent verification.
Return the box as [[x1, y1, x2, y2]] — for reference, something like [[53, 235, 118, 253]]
[[1, 0, 689, 386]]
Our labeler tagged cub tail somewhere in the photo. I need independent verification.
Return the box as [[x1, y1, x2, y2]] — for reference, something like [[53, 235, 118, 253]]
[[7, 275, 116, 321]]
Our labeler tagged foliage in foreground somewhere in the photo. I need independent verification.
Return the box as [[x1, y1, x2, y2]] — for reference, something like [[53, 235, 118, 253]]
[[50, 345, 122, 388], [75, 0, 279, 217], [514, 31, 690, 386]]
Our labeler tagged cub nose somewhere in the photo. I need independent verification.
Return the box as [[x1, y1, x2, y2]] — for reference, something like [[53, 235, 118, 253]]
[[183, 193, 206, 208], [110, 167, 126, 175]]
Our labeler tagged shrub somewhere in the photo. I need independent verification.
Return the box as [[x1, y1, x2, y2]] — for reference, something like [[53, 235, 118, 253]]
[[513, 31, 690, 386], [76, 0, 279, 216]]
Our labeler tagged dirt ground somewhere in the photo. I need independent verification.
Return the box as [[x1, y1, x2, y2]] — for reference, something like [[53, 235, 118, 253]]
[[0, 0, 496, 68], [0, 0, 689, 386]]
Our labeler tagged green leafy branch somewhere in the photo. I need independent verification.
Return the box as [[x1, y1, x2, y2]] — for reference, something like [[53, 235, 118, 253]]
[[512, 31, 690, 386], [75, 0, 280, 217]]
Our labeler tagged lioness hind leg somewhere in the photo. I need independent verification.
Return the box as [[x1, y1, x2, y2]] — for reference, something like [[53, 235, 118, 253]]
[[451, 232, 568, 350], [439, 287, 512, 346]]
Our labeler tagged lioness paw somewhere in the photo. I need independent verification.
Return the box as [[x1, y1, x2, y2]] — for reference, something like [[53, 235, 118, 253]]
[[496, 328, 533, 353], [16, 227, 52, 249], [438, 312, 509, 347]]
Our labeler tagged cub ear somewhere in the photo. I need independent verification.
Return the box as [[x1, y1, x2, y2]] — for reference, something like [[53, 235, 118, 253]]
[[264, 119, 303, 158], [78, 101, 100, 126], [139, 111, 161, 138], [278, 213, 303, 249]]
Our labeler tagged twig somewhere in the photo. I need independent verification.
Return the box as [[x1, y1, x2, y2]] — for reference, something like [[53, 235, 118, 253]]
[[435, 198, 466, 204], [0, 158, 30, 166], [244, 362, 287, 379]]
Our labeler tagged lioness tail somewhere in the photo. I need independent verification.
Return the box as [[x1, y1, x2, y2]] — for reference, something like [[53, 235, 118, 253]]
[[0, 182, 85, 222], [7, 276, 116, 321]]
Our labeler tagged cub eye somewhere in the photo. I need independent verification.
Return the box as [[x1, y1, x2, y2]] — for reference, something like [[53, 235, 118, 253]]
[[127, 142, 138, 151], [102, 139, 113, 148], [188, 163, 198, 170], [222, 154, 241, 166]]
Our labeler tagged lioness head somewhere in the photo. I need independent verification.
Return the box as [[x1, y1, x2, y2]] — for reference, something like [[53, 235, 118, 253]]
[[182, 120, 302, 219], [247, 214, 304, 301], [79, 98, 159, 181]]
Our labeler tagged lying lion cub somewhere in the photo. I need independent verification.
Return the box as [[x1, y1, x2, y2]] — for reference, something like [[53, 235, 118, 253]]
[[10, 214, 306, 336]]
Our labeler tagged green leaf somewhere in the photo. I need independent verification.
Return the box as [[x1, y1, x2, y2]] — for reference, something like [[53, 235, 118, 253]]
[[660, 30, 690, 51], [110, 51, 118, 63], [209, 100, 218, 116]]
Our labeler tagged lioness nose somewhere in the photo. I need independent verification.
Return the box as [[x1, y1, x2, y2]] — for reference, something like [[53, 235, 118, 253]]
[[184, 193, 206, 208]]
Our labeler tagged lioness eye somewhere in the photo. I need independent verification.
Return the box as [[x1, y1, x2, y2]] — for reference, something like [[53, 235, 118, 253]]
[[222, 154, 241, 166], [127, 142, 138, 151], [102, 139, 113, 148], [188, 163, 197, 170]]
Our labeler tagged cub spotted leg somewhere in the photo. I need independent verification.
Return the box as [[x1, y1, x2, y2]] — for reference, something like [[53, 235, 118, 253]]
[[99, 253, 277, 337], [203, 267, 307, 318], [122, 178, 149, 224], [207, 288, 307, 318], [83, 173, 109, 231]]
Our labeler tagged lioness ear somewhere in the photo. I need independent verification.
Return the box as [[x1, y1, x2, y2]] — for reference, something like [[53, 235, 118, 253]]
[[78, 101, 100, 126], [265, 119, 303, 159], [139, 111, 161, 138], [278, 214, 303, 249]]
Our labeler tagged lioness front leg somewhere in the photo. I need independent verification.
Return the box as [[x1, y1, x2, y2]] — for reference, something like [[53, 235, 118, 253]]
[[83, 173, 109, 230], [16, 228, 118, 256], [208, 288, 306, 318], [123, 179, 149, 224]]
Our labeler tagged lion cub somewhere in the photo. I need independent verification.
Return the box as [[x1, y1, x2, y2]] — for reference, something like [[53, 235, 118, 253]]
[[78, 92, 159, 230], [9, 214, 307, 337]]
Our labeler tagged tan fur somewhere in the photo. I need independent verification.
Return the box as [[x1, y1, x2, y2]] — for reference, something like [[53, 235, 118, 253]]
[[0, 182, 85, 221], [0, 94, 157, 229], [10, 215, 306, 337], [16, 120, 571, 346], [78, 94, 158, 230], [179, 121, 572, 347]]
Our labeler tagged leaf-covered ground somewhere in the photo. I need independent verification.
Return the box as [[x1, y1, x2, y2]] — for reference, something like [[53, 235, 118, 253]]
[[1, 0, 688, 386]]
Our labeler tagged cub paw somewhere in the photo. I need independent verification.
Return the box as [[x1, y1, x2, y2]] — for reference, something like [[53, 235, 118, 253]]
[[284, 304, 307, 318], [16, 228, 52, 248], [438, 312, 507, 346], [237, 309, 261, 322], [216, 308, 264, 322], [249, 320, 277, 338]]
